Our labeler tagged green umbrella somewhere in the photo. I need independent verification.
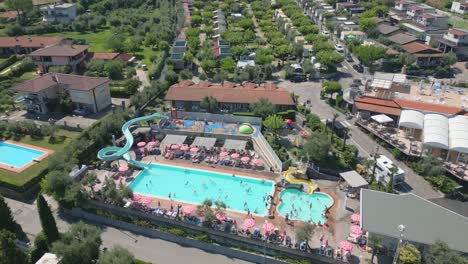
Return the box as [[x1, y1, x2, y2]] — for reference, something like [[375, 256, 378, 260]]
[[239, 124, 254, 134], [346, 34, 356, 39]]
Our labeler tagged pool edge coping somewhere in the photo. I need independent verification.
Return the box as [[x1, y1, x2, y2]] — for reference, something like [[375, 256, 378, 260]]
[[0, 140, 54, 173]]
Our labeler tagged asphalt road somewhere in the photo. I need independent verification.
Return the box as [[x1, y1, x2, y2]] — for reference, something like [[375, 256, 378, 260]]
[[6, 197, 252, 264]]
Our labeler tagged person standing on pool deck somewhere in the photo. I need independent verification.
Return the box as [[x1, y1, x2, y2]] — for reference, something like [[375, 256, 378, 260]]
[[168, 192, 171, 199]]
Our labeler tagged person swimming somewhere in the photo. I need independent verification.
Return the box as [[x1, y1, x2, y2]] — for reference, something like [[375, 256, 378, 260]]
[[185, 180, 189, 185], [192, 189, 197, 193]]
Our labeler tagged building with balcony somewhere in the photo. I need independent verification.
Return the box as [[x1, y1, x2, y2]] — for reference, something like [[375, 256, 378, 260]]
[[213, 39, 230, 60], [40, 3, 77, 23], [0, 37, 65, 56], [438, 28, 468, 57], [393, 0, 417, 12], [10, 73, 111, 115], [400, 42, 443, 65], [406, 4, 435, 19], [451, 1, 468, 15], [28, 44, 88, 72]]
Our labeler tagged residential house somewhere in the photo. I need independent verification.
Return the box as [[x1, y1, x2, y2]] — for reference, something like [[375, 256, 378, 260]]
[[451, 1, 468, 15], [336, 2, 364, 15], [28, 44, 89, 71], [438, 28, 468, 57], [377, 24, 404, 37], [340, 31, 367, 42], [387, 33, 420, 45], [400, 42, 443, 65], [165, 81, 295, 113], [213, 39, 230, 60], [213, 10, 226, 35], [87, 52, 135, 64], [40, 3, 77, 23], [402, 13, 449, 38], [11, 73, 111, 115], [406, 4, 435, 20], [0, 37, 65, 56], [360, 189, 468, 255], [393, 0, 417, 12]]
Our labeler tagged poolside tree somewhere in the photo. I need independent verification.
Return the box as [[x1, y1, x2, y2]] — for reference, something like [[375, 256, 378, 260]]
[[368, 235, 384, 263], [304, 131, 331, 164], [295, 223, 315, 249], [214, 200, 227, 216], [398, 243, 421, 264], [97, 246, 135, 264], [200, 96, 218, 113], [0, 229, 27, 264], [263, 115, 284, 138], [250, 98, 275, 118], [427, 240, 466, 264], [196, 199, 216, 227], [37, 194, 59, 245]]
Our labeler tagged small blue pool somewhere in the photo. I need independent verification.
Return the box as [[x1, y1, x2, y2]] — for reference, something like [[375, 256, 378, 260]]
[[130, 163, 275, 215], [0, 142, 45, 168], [277, 189, 333, 224]]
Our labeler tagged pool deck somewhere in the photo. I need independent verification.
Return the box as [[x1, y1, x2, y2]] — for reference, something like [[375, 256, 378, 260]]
[[0, 140, 54, 173]]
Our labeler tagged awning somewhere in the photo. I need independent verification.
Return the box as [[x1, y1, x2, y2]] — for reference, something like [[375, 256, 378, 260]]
[[399, 110, 424, 130], [448, 116, 468, 153], [371, 114, 393, 124], [340, 171, 368, 188], [423, 114, 449, 149]]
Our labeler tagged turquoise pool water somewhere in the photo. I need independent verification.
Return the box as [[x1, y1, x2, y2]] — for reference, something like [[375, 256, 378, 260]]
[[130, 163, 275, 215], [277, 189, 333, 224], [0, 142, 45, 168]]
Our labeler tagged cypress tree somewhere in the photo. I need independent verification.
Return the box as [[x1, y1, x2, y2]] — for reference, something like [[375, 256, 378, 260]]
[[0, 195, 18, 234], [37, 195, 59, 244]]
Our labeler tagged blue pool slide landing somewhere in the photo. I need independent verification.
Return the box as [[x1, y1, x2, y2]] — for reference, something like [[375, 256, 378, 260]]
[[97, 113, 167, 166]]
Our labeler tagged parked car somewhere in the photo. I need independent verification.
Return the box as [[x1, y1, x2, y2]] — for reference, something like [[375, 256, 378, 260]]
[[141, 64, 148, 71], [290, 75, 305, 83], [335, 44, 344, 52], [353, 64, 364, 73], [346, 54, 353, 62], [353, 79, 362, 85], [322, 30, 330, 36]]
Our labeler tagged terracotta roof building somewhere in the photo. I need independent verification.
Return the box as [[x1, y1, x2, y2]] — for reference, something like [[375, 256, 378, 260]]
[[165, 81, 295, 113], [87, 52, 134, 63], [353, 96, 402, 117], [11, 73, 111, 115], [395, 99, 465, 115], [0, 36, 65, 56], [28, 44, 89, 71], [401, 42, 443, 65]]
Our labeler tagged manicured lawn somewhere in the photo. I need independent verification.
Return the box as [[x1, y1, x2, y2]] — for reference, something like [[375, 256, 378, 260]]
[[449, 17, 468, 30], [0, 61, 22, 75], [18, 71, 37, 81], [44, 30, 114, 52], [0, 130, 80, 186]]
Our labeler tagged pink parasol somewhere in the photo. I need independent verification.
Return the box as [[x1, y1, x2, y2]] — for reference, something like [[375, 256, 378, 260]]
[[220, 151, 229, 157], [171, 144, 180, 150], [350, 225, 363, 235], [147, 141, 158, 147], [231, 153, 240, 159], [243, 218, 256, 229], [285, 119, 293, 124], [241, 156, 250, 163], [182, 205, 195, 215], [139, 147, 145, 153], [190, 147, 199, 152], [165, 153, 171, 158], [351, 213, 360, 223], [216, 213, 227, 221], [118, 166, 129, 172], [132, 194, 142, 201], [141, 197, 152, 205], [262, 221, 275, 233], [339, 241, 353, 251], [252, 158, 263, 165], [180, 145, 190, 151], [137, 141, 146, 147]]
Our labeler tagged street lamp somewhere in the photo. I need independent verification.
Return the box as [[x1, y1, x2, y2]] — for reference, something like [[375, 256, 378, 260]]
[[392, 224, 406, 264]]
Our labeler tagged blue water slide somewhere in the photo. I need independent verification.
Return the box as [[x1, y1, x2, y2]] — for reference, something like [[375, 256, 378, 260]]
[[97, 113, 167, 162]]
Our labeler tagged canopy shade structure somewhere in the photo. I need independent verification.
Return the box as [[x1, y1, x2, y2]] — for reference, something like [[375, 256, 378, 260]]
[[423, 114, 449, 149], [370, 79, 393, 90], [191, 137, 217, 148], [448, 116, 468, 153], [223, 139, 247, 150], [339, 170, 368, 188], [371, 114, 393, 124], [161, 134, 187, 146], [399, 110, 424, 130]]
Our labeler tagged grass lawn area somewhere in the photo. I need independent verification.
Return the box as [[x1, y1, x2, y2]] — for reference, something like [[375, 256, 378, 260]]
[[0, 130, 80, 187], [0, 61, 22, 75], [450, 17, 468, 30], [137, 46, 160, 66], [0, 57, 9, 64], [18, 71, 37, 81], [44, 29, 114, 52]]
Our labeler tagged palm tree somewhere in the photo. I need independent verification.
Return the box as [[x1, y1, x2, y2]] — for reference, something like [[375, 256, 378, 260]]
[[368, 235, 383, 263]]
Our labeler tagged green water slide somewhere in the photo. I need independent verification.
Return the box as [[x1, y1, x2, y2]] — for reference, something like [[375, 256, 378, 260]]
[[97, 113, 167, 164]]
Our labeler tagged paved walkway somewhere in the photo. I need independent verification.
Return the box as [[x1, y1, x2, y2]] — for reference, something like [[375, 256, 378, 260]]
[[136, 68, 150, 92], [6, 197, 252, 264]]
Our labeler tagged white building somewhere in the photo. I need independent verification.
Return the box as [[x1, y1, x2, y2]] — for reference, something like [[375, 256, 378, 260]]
[[41, 3, 77, 23], [36, 253, 61, 264], [451, 1, 468, 15], [368, 155, 405, 185]]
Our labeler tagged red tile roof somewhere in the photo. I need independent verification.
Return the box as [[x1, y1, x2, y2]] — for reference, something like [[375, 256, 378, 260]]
[[165, 81, 295, 106], [89, 52, 120, 60], [408, 5, 423, 10], [395, 99, 464, 115], [355, 102, 401, 116], [354, 96, 400, 108], [11, 73, 109, 93], [29, 44, 88, 57], [0, 11, 19, 20], [419, 13, 434, 19], [448, 28, 468, 36], [0, 37, 64, 48], [401, 42, 441, 54]]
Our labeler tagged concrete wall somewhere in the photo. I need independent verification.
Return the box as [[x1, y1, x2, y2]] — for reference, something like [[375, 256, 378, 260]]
[[93, 84, 112, 112]]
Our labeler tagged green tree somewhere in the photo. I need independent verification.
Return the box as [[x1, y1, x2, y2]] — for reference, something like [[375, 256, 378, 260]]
[[51, 222, 102, 264], [97, 246, 135, 264], [200, 96, 218, 113], [322, 81, 342, 99], [304, 131, 331, 163], [263, 115, 284, 137], [0, 195, 22, 236], [37, 194, 59, 245], [316, 50, 343, 67], [250, 98, 275, 118], [201, 59, 216, 74], [353, 45, 387, 67], [274, 45, 294, 63], [368, 235, 384, 263], [255, 48, 274, 65], [427, 240, 467, 264], [106, 33, 126, 52], [41, 171, 72, 201], [442, 52, 457, 66], [220, 57, 236, 73], [124, 79, 140, 94], [230, 46, 249, 60], [359, 17, 377, 32], [0, 229, 27, 264], [295, 223, 315, 247], [4, 0, 32, 22], [398, 243, 421, 264], [29, 232, 49, 263], [341, 150, 357, 169]]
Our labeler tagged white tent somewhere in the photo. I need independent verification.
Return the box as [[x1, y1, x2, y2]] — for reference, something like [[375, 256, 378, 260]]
[[399, 110, 424, 130], [448, 116, 468, 154], [371, 114, 393, 124], [423, 114, 449, 149]]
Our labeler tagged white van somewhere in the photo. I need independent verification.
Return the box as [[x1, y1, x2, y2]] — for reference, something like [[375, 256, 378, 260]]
[[368, 155, 405, 185]]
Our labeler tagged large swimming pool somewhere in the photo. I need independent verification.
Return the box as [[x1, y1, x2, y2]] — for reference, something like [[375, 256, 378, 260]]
[[130, 163, 275, 215], [277, 189, 333, 224], [0, 142, 46, 168]]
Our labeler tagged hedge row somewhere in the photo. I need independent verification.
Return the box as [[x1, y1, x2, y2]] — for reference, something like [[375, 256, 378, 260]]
[[0, 55, 18, 71]]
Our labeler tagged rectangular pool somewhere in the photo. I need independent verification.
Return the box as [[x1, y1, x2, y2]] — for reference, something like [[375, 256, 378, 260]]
[[130, 163, 275, 215], [0, 141, 46, 169]]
